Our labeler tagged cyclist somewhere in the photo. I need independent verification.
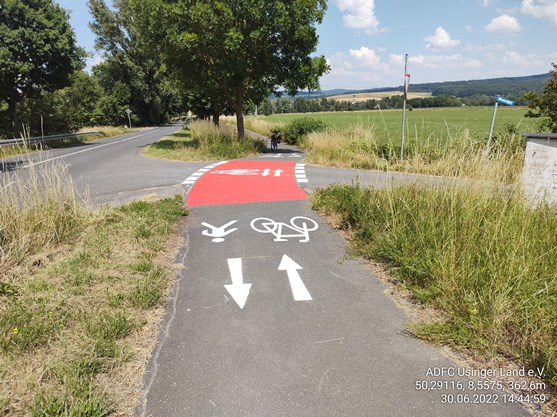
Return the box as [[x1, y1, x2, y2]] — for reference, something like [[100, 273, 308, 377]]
[[270, 130, 279, 151]]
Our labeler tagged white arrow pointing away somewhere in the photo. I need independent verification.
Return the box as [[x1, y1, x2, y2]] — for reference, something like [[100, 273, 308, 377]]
[[274, 169, 283, 177], [278, 255, 312, 301], [225, 258, 252, 309]]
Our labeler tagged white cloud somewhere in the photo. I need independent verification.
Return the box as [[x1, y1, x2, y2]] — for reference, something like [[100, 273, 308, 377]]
[[424, 27, 461, 50], [408, 54, 483, 70], [334, 0, 381, 35], [503, 50, 544, 67], [389, 54, 404, 64], [464, 43, 507, 52], [321, 48, 396, 89], [350, 47, 380, 65], [485, 14, 522, 32], [521, 0, 557, 26], [480, 0, 497, 6]]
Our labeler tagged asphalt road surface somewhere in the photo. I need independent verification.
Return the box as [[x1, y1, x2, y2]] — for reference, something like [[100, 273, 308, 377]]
[[0, 125, 204, 205], [141, 149, 530, 417]]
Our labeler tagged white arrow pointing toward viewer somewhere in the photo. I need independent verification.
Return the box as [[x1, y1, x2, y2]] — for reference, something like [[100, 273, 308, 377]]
[[225, 258, 252, 309], [278, 255, 312, 301]]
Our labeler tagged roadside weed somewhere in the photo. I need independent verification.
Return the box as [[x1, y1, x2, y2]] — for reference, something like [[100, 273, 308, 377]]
[[312, 183, 557, 389]]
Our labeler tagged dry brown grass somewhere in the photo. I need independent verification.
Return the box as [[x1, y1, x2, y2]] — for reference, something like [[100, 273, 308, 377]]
[[0, 161, 187, 416]]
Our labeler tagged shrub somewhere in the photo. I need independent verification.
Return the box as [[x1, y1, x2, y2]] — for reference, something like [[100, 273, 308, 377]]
[[283, 117, 326, 145]]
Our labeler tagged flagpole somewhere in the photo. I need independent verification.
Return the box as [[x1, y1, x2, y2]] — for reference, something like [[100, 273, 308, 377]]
[[400, 54, 409, 160]]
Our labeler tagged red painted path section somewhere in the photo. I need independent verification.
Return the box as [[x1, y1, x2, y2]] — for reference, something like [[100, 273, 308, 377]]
[[187, 161, 307, 207]]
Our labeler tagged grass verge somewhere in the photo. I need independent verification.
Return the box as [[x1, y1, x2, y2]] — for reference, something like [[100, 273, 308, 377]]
[[0, 164, 188, 416], [311, 183, 557, 395], [301, 124, 526, 183], [143, 120, 266, 161]]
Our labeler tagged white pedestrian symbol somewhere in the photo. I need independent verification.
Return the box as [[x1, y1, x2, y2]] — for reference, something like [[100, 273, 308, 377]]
[[202, 221, 238, 243], [250, 217, 318, 243]]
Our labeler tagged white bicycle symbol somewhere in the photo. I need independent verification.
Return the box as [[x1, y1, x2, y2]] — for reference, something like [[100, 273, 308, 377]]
[[250, 216, 319, 242]]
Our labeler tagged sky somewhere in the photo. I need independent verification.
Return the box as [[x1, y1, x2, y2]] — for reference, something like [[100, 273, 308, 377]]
[[55, 0, 557, 91]]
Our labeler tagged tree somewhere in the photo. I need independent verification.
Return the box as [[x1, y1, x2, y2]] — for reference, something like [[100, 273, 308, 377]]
[[88, 0, 183, 126], [134, 0, 329, 138], [0, 0, 83, 137], [525, 63, 557, 133]]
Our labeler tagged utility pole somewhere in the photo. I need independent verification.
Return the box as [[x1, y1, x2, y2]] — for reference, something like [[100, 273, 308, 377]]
[[400, 54, 410, 160]]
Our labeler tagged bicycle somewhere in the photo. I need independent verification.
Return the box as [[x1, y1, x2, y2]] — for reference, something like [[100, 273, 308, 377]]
[[270, 136, 278, 151]]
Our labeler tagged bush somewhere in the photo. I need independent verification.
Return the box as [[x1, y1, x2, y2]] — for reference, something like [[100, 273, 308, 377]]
[[283, 117, 326, 145]]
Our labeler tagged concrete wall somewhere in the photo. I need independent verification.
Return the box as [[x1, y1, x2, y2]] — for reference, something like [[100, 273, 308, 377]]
[[522, 136, 557, 206]]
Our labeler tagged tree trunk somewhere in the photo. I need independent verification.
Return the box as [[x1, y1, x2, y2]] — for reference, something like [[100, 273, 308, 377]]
[[212, 107, 221, 127], [7, 95, 21, 138], [235, 89, 245, 139]]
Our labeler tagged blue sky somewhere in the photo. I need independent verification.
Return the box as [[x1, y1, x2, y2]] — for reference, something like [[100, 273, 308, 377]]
[[55, 0, 557, 90]]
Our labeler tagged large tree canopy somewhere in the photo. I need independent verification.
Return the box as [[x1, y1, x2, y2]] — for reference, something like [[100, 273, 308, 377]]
[[525, 63, 557, 133], [88, 0, 183, 126], [133, 0, 329, 137], [0, 0, 83, 136]]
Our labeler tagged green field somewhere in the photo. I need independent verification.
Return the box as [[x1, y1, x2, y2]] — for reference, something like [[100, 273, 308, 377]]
[[266, 106, 535, 143]]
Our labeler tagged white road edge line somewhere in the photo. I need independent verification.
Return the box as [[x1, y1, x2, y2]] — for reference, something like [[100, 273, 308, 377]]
[[295, 163, 308, 185], [181, 160, 229, 187], [22, 128, 160, 169]]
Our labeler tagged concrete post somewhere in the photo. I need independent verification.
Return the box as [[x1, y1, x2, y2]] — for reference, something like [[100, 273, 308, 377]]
[[522, 133, 557, 206]]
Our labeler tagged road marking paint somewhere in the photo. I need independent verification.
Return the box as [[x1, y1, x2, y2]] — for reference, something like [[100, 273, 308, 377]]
[[295, 163, 308, 184], [225, 258, 252, 309], [250, 216, 318, 243], [278, 255, 312, 301], [21, 128, 159, 169], [201, 221, 238, 243], [187, 161, 307, 206], [182, 161, 229, 187]]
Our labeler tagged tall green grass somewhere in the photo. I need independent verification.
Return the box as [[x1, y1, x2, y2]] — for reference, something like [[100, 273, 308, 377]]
[[266, 106, 533, 140], [312, 183, 557, 389], [144, 121, 266, 161], [302, 124, 525, 183]]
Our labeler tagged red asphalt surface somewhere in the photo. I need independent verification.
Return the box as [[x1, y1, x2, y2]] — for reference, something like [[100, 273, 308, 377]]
[[187, 160, 308, 207]]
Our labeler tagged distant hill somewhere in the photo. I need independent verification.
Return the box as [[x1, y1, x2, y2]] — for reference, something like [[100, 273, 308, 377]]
[[296, 73, 551, 100]]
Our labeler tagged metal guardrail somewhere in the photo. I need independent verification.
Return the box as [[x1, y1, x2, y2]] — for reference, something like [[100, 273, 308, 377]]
[[0, 131, 102, 147]]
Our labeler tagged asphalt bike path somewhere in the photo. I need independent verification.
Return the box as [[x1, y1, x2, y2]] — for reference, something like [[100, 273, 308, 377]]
[[142, 149, 529, 416]]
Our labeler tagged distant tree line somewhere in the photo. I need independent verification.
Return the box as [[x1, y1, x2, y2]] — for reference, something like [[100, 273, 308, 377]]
[[410, 73, 550, 98], [258, 93, 532, 115]]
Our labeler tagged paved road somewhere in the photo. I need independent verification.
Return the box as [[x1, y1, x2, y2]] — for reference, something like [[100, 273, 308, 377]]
[[0, 125, 204, 205], [141, 148, 530, 417]]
